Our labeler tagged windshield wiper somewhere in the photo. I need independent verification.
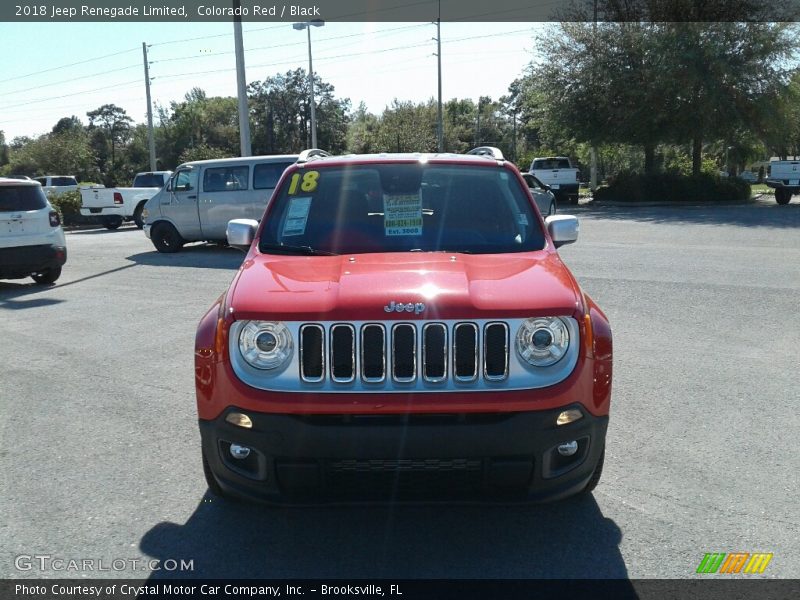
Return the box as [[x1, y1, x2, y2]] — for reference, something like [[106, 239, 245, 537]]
[[259, 243, 338, 256]]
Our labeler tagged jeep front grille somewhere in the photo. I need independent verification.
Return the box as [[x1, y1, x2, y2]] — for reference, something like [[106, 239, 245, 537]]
[[300, 321, 509, 385]]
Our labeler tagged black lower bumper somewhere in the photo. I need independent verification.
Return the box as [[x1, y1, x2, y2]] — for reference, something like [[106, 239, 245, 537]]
[[199, 405, 608, 504], [551, 184, 580, 202], [0, 244, 66, 279]]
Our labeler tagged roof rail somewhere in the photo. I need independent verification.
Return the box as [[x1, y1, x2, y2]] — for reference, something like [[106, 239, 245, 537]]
[[297, 148, 331, 164], [467, 146, 505, 160]]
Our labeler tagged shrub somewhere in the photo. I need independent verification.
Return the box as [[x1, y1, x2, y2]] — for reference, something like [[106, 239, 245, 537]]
[[47, 190, 99, 226], [593, 172, 751, 203]]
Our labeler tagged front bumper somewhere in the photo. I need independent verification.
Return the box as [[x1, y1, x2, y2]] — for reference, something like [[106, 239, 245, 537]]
[[143, 224, 151, 239], [200, 404, 608, 504], [0, 244, 67, 279]]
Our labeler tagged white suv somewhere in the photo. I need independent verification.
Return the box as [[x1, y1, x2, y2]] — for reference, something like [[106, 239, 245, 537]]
[[0, 178, 67, 284]]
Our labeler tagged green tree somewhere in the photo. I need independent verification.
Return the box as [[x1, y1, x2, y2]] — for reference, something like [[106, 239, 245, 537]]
[[248, 68, 350, 154], [86, 104, 133, 183]]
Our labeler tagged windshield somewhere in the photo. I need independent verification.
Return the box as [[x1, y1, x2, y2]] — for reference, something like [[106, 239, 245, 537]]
[[0, 185, 48, 212], [259, 164, 545, 255]]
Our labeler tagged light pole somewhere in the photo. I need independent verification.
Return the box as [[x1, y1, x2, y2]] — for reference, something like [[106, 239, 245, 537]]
[[293, 19, 324, 149]]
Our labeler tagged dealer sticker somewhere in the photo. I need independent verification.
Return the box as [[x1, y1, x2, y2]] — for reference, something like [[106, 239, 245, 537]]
[[383, 193, 423, 236], [282, 196, 312, 236]]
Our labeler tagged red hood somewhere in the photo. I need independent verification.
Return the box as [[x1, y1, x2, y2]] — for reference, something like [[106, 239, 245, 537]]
[[229, 251, 582, 321]]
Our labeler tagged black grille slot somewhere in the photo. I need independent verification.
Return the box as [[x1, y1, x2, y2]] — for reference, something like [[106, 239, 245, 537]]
[[392, 324, 416, 381], [454, 323, 478, 380], [423, 323, 447, 381], [299, 325, 324, 382], [484, 322, 509, 380], [330, 325, 355, 382], [361, 324, 385, 382]]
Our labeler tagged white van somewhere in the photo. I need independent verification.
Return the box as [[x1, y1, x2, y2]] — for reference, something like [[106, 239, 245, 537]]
[[142, 155, 298, 253]]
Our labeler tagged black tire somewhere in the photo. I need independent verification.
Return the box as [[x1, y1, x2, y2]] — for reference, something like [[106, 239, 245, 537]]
[[31, 267, 62, 285], [775, 188, 791, 205], [133, 202, 147, 229], [102, 215, 123, 230], [151, 222, 185, 253], [202, 448, 229, 499], [582, 446, 605, 494]]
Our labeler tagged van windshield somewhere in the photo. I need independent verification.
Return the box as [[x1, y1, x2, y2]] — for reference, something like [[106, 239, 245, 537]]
[[259, 164, 545, 255]]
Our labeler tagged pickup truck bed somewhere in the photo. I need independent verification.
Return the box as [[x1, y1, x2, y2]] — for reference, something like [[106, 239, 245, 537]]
[[80, 171, 171, 229]]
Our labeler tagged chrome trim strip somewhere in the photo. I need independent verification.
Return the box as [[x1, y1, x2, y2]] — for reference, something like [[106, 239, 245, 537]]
[[453, 322, 479, 383], [330, 324, 356, 383], [422, 322, 448, 383], [391, 323, 417, 383], [228, 318, 581, 393], [299, 324, 325, 383], [360, 323, 386, 383], [483, 322, 509, 381]]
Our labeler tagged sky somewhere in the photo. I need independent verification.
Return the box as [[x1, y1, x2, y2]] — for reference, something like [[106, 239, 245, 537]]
[[0, 21, 548, 141]]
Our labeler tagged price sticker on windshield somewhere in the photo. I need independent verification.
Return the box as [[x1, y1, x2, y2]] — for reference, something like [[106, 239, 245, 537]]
[[287, 170, 320, 195], [383, 193, 423, 236], [282, 197, 312, 236]]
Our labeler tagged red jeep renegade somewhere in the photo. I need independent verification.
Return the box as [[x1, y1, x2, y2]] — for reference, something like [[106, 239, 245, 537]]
[[194, 147, 612, 503]]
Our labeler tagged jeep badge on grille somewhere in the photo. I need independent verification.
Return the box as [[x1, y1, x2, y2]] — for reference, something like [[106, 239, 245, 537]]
[[384, 301, 426, 314]]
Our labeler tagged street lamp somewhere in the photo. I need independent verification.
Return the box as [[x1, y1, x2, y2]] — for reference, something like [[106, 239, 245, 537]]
[[293, 19, 324, 149]]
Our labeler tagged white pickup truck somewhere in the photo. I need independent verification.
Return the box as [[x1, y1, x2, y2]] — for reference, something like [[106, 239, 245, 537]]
[[80, 171, 172, 229], [765, 160, 799, 205], [529, 157, 581, 205]]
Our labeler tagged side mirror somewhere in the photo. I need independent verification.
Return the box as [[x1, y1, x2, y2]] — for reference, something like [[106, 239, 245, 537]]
[[546, 215, 579, 248], [543, 184, 551, 192], [227, 219, 259, 252]]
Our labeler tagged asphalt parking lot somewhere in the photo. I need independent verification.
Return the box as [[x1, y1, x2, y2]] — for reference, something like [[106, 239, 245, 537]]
[[1, 196, 799, 579]]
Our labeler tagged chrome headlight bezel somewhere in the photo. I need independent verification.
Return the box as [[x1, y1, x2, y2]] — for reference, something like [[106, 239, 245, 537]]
[[515, 317, 570, 367], [238, 321, 293, 370]]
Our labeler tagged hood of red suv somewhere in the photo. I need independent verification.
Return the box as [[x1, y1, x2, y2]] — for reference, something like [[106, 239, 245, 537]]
[[228, 251, 582, 321]]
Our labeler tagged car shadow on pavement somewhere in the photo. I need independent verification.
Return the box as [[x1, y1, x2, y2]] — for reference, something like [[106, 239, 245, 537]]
[[0, 281, 65, 310], [67, 226, 138, 235], [126, 245, 244, 270], [139, 491, 630, 580], [580, 198, 800, 228]]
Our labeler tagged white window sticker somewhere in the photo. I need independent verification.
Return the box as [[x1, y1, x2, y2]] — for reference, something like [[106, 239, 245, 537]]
[[517, 213, 529, 225], [282, 196, 312, 236], [383, 192, 423, 236]]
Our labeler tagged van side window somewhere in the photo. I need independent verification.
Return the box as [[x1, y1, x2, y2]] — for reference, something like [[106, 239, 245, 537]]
[[173, 170, 197, 192], [204, 166, 249, 192], [254, 162, 293, 190]]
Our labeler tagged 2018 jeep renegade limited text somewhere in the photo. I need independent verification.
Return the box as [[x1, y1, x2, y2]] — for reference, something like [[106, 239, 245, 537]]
[[195, 147, 612, 503]]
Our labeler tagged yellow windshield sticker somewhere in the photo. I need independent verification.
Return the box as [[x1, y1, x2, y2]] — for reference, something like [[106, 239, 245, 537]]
[[383, 192, 423, 236], [287, 170, 319, 195]]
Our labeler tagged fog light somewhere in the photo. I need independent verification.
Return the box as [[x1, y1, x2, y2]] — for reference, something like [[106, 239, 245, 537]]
[[557, 441, 579, 456], [556, 409, 583, 426], [229, 444, 251, 459], [225, 412, 253, 429]]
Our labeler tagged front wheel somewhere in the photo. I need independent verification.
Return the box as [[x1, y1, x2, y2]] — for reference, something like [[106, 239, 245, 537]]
[[133, 202, 147, 229], [202, 448, 229, 499], [102, 215, 123, 230], [582, 446, 605, 494], [31, 267, 62, 285], [151, 222, 185, 253], [775, 188, 791, 205]]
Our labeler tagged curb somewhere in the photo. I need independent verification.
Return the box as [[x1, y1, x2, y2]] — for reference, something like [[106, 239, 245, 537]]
[[585, 195, 763, 208]]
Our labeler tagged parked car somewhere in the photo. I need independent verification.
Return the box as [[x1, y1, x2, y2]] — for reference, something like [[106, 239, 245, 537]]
[[143, 155, 298, 253], [0, 178, 67, 284], [7, 175, 32, 180], [195, 146, 612, 503], [80, 171, 171, 230], [765, 160, 800, 204], [522, 172, 557, 216], [33, 175, 78, 196], [529, 157, 580, 205], [737, 170, 757, 183]]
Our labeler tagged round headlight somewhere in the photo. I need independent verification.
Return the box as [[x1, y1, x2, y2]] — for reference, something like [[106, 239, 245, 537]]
[[238, 321, 293, 370], [516, 317, 570, 367]]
